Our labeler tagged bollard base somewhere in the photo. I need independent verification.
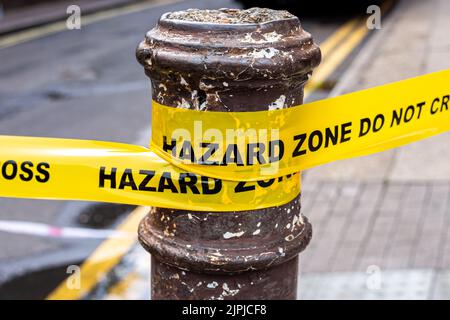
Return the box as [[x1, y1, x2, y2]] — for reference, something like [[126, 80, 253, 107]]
[[151, 256, 300, 300], [138, 197, 312, 300]]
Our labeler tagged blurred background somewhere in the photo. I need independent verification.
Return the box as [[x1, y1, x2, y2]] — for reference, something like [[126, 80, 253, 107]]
[[1, 0, 450, 300]]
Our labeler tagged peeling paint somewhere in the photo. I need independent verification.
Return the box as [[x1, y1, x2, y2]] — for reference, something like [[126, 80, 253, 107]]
[[268, 95, 286, 110], [223, 231, 245, 239], [177, 98, 191, 109], [221, 283, 239, 297], [285, 234, 295, 242], [249, 47, 280, 59], [241, 31, 283, 43], [263, 31, 283, 42], [207, 281, 219, 289], [180, 76, 189, 87]]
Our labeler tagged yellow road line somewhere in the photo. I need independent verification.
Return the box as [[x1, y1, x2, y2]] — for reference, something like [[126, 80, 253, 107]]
[[319, 18, 360, 60], [0, 0, 181, 49], [104, 271, 141, 300], [305, 0, 395, 99], [304, 19, 369, 99], [46, 206, 148, 300], [96, 19, 372, 300]]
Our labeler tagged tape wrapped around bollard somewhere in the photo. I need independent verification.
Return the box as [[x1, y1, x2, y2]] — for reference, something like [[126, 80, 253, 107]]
[[1, 68, 450, 211], [0, 136, 300, 211]]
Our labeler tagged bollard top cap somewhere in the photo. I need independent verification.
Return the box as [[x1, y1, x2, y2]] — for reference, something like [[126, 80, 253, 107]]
[[137, 7, 321, 83], [164, 7, 296, 25]]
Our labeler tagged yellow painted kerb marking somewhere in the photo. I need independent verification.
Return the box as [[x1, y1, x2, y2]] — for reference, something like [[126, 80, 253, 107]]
[[319, 18, 360, 61], [304, 19, 369, 99], [305, 0, 395, 99], [46, 206, 148, 300]]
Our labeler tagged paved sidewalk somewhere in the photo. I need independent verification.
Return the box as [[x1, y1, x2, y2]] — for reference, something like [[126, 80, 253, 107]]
[[301, 0, 450, 299]]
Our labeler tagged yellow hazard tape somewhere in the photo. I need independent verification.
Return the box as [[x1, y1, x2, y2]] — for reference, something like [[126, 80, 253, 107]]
[[151, 69, 450, 181], [0, 136, 299, 211], [0, 69, 449, 211]]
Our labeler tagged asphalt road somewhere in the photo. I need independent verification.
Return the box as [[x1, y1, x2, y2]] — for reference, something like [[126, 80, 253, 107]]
[[0, 0, 356, 298]]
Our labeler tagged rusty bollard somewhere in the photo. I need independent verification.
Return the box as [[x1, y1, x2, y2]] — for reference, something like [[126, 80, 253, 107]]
[[136, 8, 321, 300]]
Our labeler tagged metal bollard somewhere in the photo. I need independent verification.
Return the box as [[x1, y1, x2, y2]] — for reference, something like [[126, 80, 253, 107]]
[[136, 8, 321, 300]]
